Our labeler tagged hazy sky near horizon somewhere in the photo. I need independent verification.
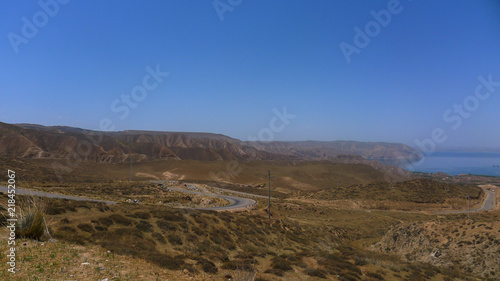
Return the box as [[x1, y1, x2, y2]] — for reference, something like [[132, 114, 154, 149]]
[[1, 1, 500, 148]]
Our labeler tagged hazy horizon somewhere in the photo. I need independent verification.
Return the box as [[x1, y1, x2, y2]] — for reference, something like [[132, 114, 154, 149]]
[[6, 121, 500, 152], [2, 1, 500, 148]]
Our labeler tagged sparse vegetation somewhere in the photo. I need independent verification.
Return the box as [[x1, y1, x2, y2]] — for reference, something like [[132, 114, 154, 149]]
[[0, 155, 496, 280]]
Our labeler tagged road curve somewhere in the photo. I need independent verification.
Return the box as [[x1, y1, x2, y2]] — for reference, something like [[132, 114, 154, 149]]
[[0, 184, 255, 211], [435, 189, 496, 215], [168, 187, 257, 211], [0, 185, 117, 205]]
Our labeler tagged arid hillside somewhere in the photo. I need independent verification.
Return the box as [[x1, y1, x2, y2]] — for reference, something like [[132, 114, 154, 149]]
[[246, 140, 422, 161], [373, 212, 500, 279], [1, 122, 287, 162], [1, 122, 421, 165]]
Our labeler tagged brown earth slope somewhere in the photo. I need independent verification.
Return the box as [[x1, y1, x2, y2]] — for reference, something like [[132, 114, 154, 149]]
[[2, 122, 286, 162], [246, 140, 422, 161], [2, 122, 421, 165], [373, 213, 500, 279]]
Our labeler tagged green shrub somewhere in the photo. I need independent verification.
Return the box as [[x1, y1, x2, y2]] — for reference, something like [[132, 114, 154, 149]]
[[271, 257, 292, 272], [146, 253, 185, 270], [114, 227, 143, 238], [135, 220, 153, 232], [264, 268, 284, 276], [167, 233, 183, 245], [152, 210, 185, 222], [46, 206, 66, 215], [58, 226, 77, 233], [366, 271, 385, 280], [354, 257, 367, 266], [98, 217, 114, 227], [157, 220, 178, 231], [109, 214, 132, 226], [77, 223, 94, 233], [152, 232, 166, 244], [304, 268, 327, 278], [197, 258, 218, 274], [94, 225, 107, 232], [130, 212, 150, 219]]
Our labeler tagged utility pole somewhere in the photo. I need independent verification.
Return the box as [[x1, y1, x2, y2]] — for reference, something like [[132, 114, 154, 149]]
[[130, 156, 133, 181], [266, 170, 274, 220], [467, 193, 470, 220]]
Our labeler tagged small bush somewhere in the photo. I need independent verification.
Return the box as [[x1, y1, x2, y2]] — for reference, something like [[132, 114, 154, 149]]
[[135, 220, 153, 232], [94, 225, 107, 232], [146, 253, 185, 270], [129, 212, 150, 219], [197, 258, 218, 274], [46, 206, 66, 215], [271, 257, 292, 272], [152, 210, 185, 222], [98, 205, 109, 212], [98, 217, 114, 227], [167, 233, 183, 245], [134, 239, 157, 252], [114, 227, 143, 238], [9, 196, 50, 240], [109, 214, 132, 226], [354, 257, 367, 266], [366, 271, 385, 280], [157, 220, 178, 231], [77, 223, 94, 233], [264, 268, 284, 276], [58, 226, 77, 233], [191, 226, 204, 235], [152, 232, 166, 244], [304, 268, 327, 278]]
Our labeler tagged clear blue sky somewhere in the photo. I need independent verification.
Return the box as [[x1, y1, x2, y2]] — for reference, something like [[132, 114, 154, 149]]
[[1, 0, 499, 148]]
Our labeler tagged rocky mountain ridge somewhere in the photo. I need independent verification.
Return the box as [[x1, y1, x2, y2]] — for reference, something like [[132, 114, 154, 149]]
[[0, 122, 421, 165]]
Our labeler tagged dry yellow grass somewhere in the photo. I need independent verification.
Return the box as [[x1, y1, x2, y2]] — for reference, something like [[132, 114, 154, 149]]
[[0, 229, 210, 280], [1, 157, 497, 280]]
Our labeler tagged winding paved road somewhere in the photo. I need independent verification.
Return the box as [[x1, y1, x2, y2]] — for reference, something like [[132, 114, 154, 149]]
[[0, 185, 117, 204], [435, 189, 496, 215], [0, 185, 256, 211], [2, 183, 495, 214], [168, 187, 257, 211]]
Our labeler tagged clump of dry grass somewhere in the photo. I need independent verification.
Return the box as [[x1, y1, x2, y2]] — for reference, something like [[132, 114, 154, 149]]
[[225, 259, 257, 281], [1, 195, 51, 241]]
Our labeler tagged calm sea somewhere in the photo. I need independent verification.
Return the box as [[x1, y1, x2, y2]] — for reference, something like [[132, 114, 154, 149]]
[[405, 152, 500, 177]]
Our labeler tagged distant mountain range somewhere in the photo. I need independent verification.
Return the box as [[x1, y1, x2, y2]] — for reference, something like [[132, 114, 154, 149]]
[[0, 122, 421, 164], [244, 140, 420, 161]]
